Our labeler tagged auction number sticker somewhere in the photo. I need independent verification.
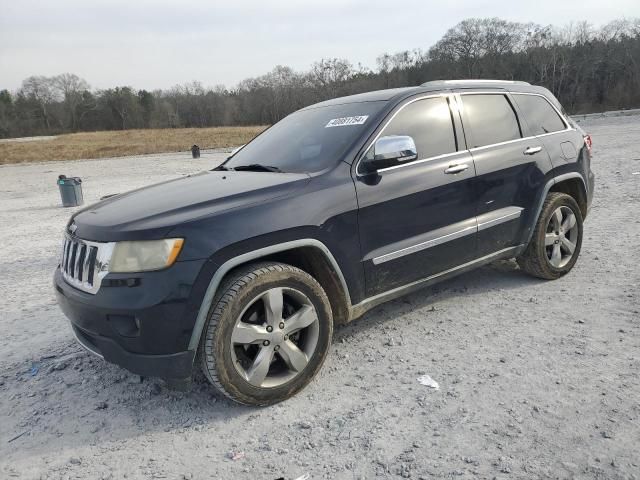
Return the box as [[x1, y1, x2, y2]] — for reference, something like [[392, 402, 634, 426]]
[[325, 115, 369, 128]]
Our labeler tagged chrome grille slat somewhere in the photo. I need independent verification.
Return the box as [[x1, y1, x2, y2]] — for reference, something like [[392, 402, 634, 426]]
[[59, 235, 115, 295], [64, 239, 72, 273], [65, 239, 71, 269], [82, 246, 91, 283], [61, 239, 68, 272], [69, 243, 78, 278], [76, 244, 86, 281], [86, 246, 98, 285]]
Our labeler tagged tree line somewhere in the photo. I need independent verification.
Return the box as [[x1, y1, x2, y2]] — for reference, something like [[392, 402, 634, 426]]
[[1, 17, 639, 139]]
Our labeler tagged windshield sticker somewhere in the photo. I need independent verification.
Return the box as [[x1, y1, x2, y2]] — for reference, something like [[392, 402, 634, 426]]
[[325, 115, 369, 128]]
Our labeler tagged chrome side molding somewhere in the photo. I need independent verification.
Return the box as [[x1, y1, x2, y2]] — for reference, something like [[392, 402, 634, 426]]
[[477, 206, 523, 232], [370, 222, 476, 265], [351, 245, 524, 320], [369, 206, 523, 266]]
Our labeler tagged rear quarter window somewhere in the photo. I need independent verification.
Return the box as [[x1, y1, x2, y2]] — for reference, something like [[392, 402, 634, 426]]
[[461, 94, 521, 148], [513, 94, 567, 135]]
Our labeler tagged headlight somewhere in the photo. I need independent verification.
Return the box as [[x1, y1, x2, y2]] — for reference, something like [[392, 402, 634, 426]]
[[109, 238, 184, 273]]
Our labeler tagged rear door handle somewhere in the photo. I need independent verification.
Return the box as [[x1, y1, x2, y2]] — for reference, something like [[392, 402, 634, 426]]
[[524, 146, 542, 155], [444, 163, 469, 174]]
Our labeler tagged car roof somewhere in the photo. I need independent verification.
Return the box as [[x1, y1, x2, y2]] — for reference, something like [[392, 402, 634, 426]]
[[301, 87, 423, 109], [303, 80, 555, 110]]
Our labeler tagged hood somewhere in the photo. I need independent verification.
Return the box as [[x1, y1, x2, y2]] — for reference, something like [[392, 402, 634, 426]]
[[71, 170, 310, 241]]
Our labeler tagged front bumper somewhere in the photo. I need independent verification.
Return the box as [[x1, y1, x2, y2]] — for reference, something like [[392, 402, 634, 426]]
[[70, 322, 195, 379], [54, 262, 204, 380]]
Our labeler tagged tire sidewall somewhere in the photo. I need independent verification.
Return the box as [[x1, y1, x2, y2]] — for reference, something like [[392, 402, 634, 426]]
[[203, 266, 333, 405]]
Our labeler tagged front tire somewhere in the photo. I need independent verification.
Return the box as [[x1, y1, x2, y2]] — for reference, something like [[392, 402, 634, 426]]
[[199, 262, 333, 406], [517, 192, 583, 280]]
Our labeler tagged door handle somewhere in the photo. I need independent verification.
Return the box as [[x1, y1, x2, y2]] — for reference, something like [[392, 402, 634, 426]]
[[444, 163, 469, 174], [524, 146, 542, 155]]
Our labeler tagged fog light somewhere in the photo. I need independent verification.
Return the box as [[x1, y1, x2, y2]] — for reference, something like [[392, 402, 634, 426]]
[[108, 314, 140, 337]]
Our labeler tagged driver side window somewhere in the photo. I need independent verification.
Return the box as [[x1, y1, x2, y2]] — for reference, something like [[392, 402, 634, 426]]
[[382, 96, 458, 160]]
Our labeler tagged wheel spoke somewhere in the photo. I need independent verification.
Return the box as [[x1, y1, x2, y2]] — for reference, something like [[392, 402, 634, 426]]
[[552, 208, 563, 231], [284, 305, 317, 335], [232, 322, 269, 345], [262, 288, 284, 326], [562, 213, 576, 232], [230, 285, 320, 389], [550, 244, 562, 267], [561, 237, 576, 254], [278, 340, 309, 372], [246, 345, 274, 386], [545, 233, 558, 246]]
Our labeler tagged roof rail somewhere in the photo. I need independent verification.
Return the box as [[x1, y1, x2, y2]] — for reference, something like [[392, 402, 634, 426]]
[[421, 79, 531, 87]]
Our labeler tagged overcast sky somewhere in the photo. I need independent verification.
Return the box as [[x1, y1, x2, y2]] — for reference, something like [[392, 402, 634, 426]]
[[1, 0, 639, 92]]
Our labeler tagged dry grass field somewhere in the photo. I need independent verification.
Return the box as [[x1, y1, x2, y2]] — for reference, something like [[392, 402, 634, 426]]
[[0, 126, 267, 164]]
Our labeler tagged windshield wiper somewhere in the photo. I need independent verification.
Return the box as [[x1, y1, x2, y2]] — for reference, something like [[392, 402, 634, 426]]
[[232, 164, 283, 173]]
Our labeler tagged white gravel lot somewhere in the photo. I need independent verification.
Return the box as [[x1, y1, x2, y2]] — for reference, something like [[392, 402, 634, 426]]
[[1, 118, 639, 480]]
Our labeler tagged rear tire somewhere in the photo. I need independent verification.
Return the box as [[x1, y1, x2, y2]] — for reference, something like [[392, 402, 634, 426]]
[[517, 192, 583, 280], [199, 262, 333, 406]]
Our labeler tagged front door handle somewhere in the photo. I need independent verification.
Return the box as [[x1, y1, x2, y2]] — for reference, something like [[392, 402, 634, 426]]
[[524, 146, 542, 155], [444, 163, 469, 174]]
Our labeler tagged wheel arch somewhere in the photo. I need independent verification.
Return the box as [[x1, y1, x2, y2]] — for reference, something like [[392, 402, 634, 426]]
[[188, 239, 351, 351], [549, 176, 588, 218], [526, 172, 587, 246]]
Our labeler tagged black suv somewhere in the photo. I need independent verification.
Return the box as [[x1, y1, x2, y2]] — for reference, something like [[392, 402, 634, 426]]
[[54, 80, 595, 405]]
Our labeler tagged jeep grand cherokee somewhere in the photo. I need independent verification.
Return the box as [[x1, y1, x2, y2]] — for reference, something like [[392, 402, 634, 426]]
[[54, 80, 595, 405]]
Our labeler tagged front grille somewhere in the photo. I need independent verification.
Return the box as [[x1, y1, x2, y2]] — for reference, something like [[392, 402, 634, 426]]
[[60, 235, 114, 294]]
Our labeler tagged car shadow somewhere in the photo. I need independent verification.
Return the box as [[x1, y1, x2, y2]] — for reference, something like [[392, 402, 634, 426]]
[[334, 258, 542, 339]]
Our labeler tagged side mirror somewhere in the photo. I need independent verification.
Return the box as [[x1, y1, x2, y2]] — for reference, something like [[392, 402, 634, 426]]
[[361, 135, 418, 173]]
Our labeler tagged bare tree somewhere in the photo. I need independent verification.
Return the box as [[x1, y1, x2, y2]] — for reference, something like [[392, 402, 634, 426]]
[[20, 76, 59, 131], [377, 49, 426, 87], [100, 87, 139, 130], [310, 58, 354, 87], [429, 18, 534, 77], [53, 73, 90, 130], [429, 19, 488, 77]]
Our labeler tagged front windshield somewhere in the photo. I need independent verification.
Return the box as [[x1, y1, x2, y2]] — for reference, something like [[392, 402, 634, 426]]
[[224, 101, 386, 173]]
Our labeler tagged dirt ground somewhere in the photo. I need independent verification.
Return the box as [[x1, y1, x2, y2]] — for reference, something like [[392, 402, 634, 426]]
[[0, 117, 639, 480]]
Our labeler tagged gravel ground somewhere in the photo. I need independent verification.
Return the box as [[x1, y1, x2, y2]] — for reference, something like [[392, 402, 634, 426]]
[[0, 118, 639, 480]]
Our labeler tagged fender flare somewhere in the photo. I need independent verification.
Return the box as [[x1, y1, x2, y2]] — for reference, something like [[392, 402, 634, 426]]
[[187, 239, 351, 351], [525, 172, 587, 245]]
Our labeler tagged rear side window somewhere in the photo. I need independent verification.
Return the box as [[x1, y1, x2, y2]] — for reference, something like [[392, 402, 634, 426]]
[[513, 94, 567, 135], [381, 96, 457, 160], [461, 94, 521, 148]]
